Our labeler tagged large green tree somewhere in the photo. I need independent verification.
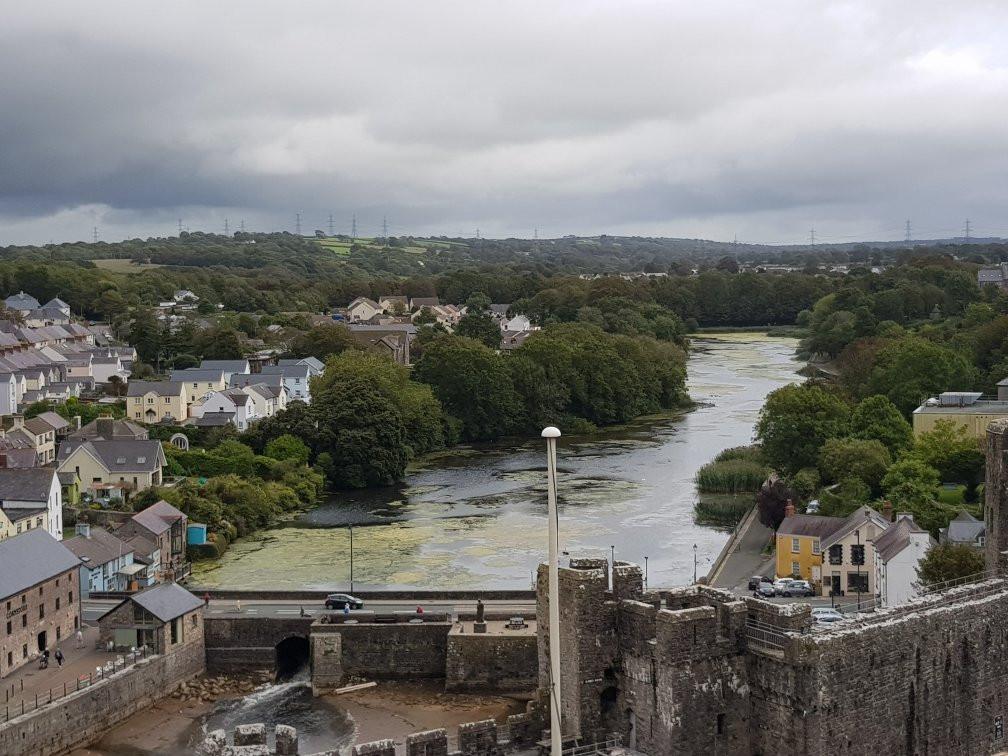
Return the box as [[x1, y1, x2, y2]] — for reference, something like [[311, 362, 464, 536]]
[[916, 543, 985, 587], [286, 323, 363, 361], [755, 384, 851, 476], [848, 395, 913, 457], [865, 337, 976, 416], [818, 437, 891, 495], [454, 312, 502, 349]]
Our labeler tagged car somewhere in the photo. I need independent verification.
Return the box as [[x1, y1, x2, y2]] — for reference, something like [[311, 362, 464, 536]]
[[748, 575, 773, 591], [324, 593, 364, 610], [811, 608, 845, 623], [781, 580, 814, 597], [753, 580, 775, 598], [772, 578, 796, 595]]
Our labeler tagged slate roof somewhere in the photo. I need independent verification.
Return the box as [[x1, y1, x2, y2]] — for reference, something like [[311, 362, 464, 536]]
[[4, 292, 40, 311], [131, 500, 186, 537], [191, 412, 235, 426], [0, 468, 57, 503], [244, 383, 283, 400], [940, 510, 985, 545], [58, 440, 164, 473], [130, 582, 203, 622], [35, 412, 70, 432], [348, 297, 380, 310], [875, 516, 931, 562], [124, 534, 157, 563], [69, 418, 148, 441], [410, 296, 440, 308], [43, 298, 70, 311], [820, 505, 890, 551], [777, 513, 847, 540], [63, 526, 133, 567], [277, 356, 324, 372], [170, 369, 226, 383], [127, 380, 185, 398], [260, 365, 310, 379], [199, 360, 250, 374], [57, 471, 79, 485], [0, 530, 81, 599], [23, 417, 56, 435]]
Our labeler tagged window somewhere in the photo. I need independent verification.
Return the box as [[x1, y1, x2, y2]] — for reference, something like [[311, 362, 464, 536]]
[[21, 615, 26, 628], [850, 544, 865, 566], [791, 561, 800, 576], [847, 572, 869, 593], [812, 540, 820, 555], [828, 544, 843, 565], [35, 518, 42, 529], [68, 591, 73, 605], [979, 536, 986, 547], [55, 596, 60, 610], [25, 521, 30, 530], [164, 397, 170, 403], [134, 397, 140, 404], [147, 397, 154, 404], [717, 713, 725, 735], [791, 538, 800, 553], [56, 627, 60, 641], [5, 621, 10, 634], [39, 604, 44, 619], [39, 586, 43, 596], [6, 652, 11, 667], [22, 644, 27, 659], [135, 412, 140, 419], [16, 523, 21, 534]]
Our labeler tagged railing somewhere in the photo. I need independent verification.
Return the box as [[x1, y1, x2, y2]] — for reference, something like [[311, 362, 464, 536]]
[[0, 646, 150, 723], [745, 619, 785, 652], [917, 569, 998, 597], [563, 734, 624, 755]]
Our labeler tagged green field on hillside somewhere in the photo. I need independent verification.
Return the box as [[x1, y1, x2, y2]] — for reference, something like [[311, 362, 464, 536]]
[[92, 258, 163, 271]]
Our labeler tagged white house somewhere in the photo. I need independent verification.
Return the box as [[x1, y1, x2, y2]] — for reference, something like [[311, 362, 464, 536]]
[[0, 468, 63, 540], [347, 297, 382, 323], [258, 364, 311, 403], [0, 373, 16, 415], [243, 383, 287, 418], [190, 389, 256, 430], [873, 514, 935, 608]]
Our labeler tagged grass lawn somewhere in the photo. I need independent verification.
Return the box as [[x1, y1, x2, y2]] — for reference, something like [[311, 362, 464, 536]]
[[936, 484, 967, 507]]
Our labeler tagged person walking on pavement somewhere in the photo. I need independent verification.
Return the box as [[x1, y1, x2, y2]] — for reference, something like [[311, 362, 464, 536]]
[[204, 592, 210, 608], [75, 629, 83, 649], [236, 599, 241, 613], [343, 604, 350, 616], [54, 649, 63, 667]]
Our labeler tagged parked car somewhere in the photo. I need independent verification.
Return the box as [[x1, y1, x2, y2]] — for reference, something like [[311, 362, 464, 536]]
[[753, 580, 775, 598], [748, 575, 773, 590], [772, 578, 796, 595], [811, 608, 846, 623], [324, 593, 364, 610], [780, 580, 814, 597]]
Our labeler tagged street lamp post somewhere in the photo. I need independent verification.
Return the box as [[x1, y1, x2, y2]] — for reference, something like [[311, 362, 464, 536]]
[[349, 526, 354, 594], [610, 544, 615, 589], [542, 426, 563, 756], [644, 556, 648, 590], [693, 544, 698, 584]]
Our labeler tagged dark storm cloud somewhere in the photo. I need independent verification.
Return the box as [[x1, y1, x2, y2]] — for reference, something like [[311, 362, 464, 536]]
[[1, 1, 1007, 244]]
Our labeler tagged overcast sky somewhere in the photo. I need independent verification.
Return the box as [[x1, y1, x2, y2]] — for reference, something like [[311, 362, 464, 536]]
[[2, 1, 1007, 246]]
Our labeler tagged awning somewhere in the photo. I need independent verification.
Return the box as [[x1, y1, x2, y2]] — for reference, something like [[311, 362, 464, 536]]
[[117, 563, 147, 576]]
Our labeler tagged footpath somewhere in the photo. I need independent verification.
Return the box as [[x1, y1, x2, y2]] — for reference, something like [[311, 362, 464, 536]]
[[706, 505, 776, 593], [0, 624, 127, 723]]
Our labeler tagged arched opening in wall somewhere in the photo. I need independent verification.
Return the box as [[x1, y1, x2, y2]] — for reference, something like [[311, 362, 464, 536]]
[[275, 636, 310, 681], [599, 686, 620, 735]]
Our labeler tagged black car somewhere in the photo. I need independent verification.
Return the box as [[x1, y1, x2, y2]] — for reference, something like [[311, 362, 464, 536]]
[[324, 593, 364, 610], [748, 575, 773, 591]]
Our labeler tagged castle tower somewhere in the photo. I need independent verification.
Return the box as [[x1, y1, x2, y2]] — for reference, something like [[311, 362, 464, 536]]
[[985, 419, 1008, 573]]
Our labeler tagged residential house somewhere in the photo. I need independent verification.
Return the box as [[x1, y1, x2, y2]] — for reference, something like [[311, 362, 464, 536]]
[[276, 356, 324, 376], [378, 295, 409, 314], [5, 415, 58, 464], [56, 439, 166, 500], [775, 503, 846, 585], [0, 373, 16, 415], [820, 505, 892, 600], [90, 352, 130, 384], [173, 289, 199, 304], [939, 510, 985, 549], [58, 471, 80, 506], [258, 364, 312, 403], [127, 381, 189, 423], [169, 369, 227, 399], [0, 529, 81, 677], [874, 514, 935, 608], [42, 298, 71, 318], [0, 433, 39, 469], [122, 533, 159, 589], [501, 330, 532, 350], [979, 264, 1008, 289], [409, 296, 440, 311], [114, 500, 188, 583], [63, 521, 141, 597], [69, 416, 149, 442], [24, 308, 71, 328], [347, 323, 417, 366], [0, 504, 45, 541], [97, 581, 203, 655], [347, 297, 382, 323], [0, 468, 63, 541], [198, 359, 250, 384], [3, 292, 41, 314], [190, 389, 256, 430], [34, 412, 71, 439], [242, 383, 287, 418]]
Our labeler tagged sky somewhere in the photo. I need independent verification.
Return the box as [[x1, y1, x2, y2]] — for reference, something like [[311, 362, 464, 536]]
[[2, 1, 1007, 247]]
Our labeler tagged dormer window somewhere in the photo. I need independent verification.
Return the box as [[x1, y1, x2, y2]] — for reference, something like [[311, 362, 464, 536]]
[[137, 457, 146, 464], [116, 457, 126, 464]]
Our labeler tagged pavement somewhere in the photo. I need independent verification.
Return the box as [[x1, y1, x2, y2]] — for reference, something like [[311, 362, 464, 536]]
[[709, 508, 776, 592], [0, 624, 131, 723]]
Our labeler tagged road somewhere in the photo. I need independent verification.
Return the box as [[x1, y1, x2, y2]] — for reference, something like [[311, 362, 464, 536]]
[[82, 598, 536, 624]]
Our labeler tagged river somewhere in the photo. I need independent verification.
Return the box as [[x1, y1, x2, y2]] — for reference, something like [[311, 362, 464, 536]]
[[191, 333, 800, 591]]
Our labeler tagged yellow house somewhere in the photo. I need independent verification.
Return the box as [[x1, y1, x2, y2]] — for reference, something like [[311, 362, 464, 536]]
[[126, 381, 190, 423], [170, 368, 228, 399], [0, 506, 48, 541], [775, 508, 848, 587], [911, 392, 1008, 438], [56, 439, 166, 498]]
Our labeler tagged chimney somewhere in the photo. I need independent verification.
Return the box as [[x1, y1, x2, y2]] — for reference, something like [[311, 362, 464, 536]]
[[73, 415, 82, 430], [785, 499, 795, 518], [75, 519, 91, 539], [896, 512, 914, 524], [10, 414, 24, 429], [883, 500, 893, 522], [96, 416, 114, 440]]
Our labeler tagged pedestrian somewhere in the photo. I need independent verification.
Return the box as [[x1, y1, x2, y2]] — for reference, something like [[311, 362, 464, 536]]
[[236, 599, 241, 613], [204, 592, 210, 608], [416, 606, 423, 615], [343, 604, 350, 616], [299, 606, 305, 617], [75, 629, 83, 649], [54, 649, 63, 667]]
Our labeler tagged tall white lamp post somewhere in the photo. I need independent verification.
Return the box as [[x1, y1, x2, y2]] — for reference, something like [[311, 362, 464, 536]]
[[542, 426, 562, 756]]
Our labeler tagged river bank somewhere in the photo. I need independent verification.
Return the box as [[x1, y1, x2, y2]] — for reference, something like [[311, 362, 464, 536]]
[[190, 333, 802, 592]]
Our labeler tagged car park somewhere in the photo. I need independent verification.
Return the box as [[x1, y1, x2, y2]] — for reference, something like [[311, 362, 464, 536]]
[[772, 578, 796, 595], [324, 593, 364, 610], [780, 580, 814, 597], [753, 580, 775, 598]]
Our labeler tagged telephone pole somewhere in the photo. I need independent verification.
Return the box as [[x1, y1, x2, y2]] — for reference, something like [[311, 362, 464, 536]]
[[295, 213, 302, 237], [240, 219, 245, 233]]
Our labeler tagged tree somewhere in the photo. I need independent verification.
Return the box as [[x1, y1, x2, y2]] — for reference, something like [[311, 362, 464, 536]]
[[756, 476, 799, 531], [465, 292, 491, 313], [195, 327, 244, 360], [865, 338, 976, 416], [286, 324, 363, 361], [264, 434, 310, 466], [129, 308, 160, 364], [755, 384, 851, 475], [916, 543, 985, 587], [848, 395, 913, 457], [881, 458, 952, 537], [454, 312, 501, 349], [908, 419, 984, 493], [818, 437, 891, 495]]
